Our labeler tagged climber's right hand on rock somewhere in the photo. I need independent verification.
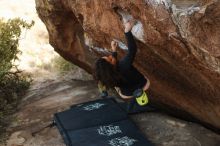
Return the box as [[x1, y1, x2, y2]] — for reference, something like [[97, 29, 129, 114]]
[[124, 20, 136, 33], [111, 40, 118, 52]]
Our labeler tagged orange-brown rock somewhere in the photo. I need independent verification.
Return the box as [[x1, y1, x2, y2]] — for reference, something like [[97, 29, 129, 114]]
[[35, 0, 220, 131]]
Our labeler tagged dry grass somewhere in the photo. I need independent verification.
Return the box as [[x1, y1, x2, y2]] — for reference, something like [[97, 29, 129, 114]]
[[0, 0, 59, 79]]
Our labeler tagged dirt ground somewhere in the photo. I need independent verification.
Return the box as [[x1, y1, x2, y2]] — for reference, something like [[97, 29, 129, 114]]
[[4, 71, 220, 146]]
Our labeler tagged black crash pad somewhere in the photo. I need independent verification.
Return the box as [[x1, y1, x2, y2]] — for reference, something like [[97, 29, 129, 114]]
[[54, 98, 154, 146], [64, 120, 153, 146], [54, 99, 127, 130]]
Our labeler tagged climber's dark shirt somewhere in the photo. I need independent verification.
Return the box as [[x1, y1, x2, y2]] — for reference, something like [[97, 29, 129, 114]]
[[112, 31, 147, 96]]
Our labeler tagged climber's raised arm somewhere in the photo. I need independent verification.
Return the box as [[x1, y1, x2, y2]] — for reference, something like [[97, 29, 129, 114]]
[[119, 20, 137, 69]]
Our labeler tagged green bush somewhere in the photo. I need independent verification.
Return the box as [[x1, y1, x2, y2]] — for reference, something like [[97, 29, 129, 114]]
[[52, 56, 76, 73], [0, 18, 33, 142]]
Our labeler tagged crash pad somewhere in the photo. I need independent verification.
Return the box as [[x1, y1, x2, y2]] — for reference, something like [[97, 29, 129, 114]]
[[54, 98, 127, 130], [54, 98, 154, 146]]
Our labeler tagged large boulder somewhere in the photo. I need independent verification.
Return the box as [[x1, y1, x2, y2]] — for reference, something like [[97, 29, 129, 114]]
[[35, 0, 220, 131]]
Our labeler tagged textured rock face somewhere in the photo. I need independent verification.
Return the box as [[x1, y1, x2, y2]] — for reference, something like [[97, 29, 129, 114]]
[[35, 0, 220, 130]]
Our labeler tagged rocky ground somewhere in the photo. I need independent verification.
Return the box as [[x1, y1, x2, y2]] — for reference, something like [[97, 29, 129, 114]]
[[4, 69, 220, 146]]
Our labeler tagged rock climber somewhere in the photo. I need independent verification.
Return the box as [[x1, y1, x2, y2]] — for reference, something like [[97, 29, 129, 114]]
[[94, 20, 151, 113]]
